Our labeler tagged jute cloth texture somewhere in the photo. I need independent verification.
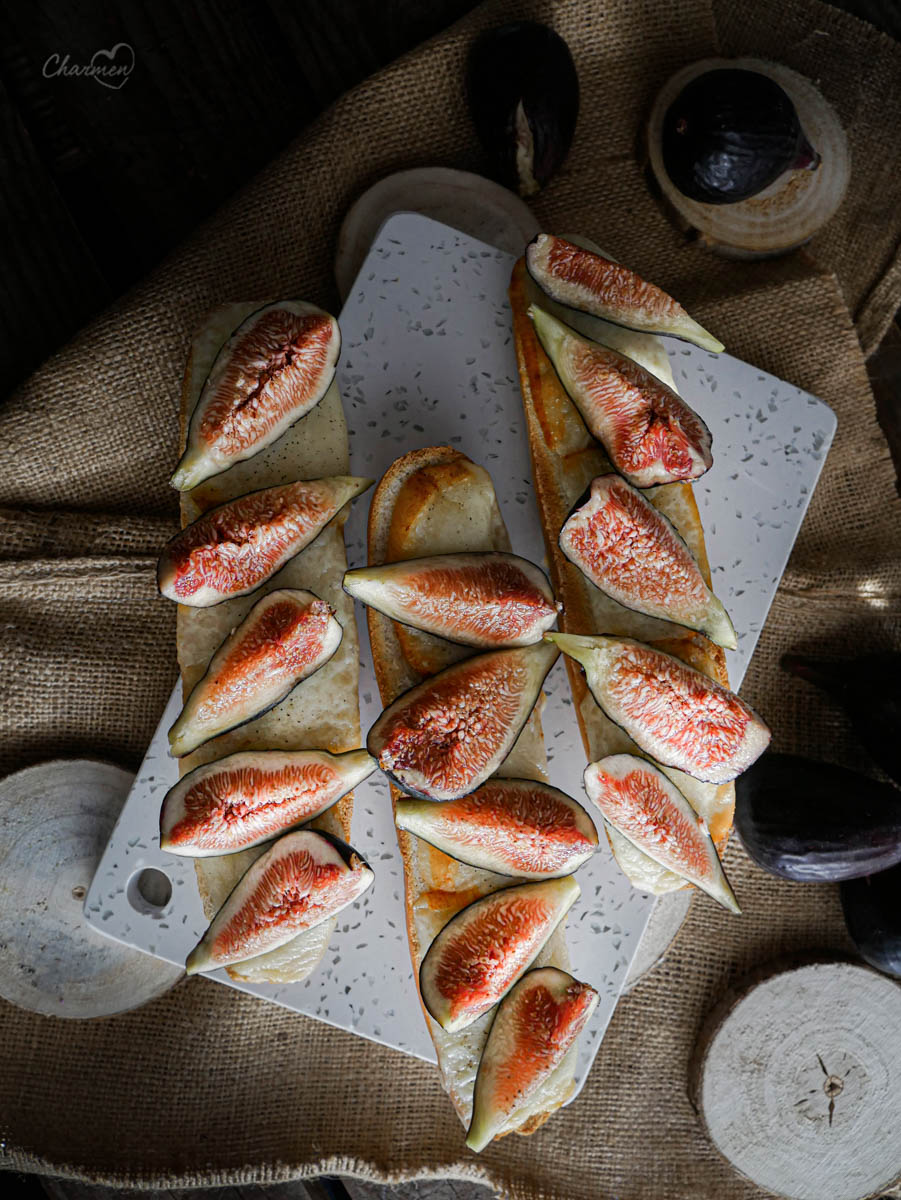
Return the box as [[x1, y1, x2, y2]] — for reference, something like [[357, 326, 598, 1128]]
[[1, 0, 900, 1196]]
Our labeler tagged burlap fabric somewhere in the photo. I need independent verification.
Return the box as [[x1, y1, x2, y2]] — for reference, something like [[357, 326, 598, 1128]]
[[2, 1, 900, 1196]]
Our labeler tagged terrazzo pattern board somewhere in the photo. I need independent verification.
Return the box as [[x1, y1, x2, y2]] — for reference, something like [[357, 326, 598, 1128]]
[[85, 214, 836, 1099]]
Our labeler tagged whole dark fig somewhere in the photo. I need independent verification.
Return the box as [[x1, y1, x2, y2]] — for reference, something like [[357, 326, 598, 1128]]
[[735, 753, 901, 883], [841, 862, 901, 979], [661, 68, 819, 205], [466, 21, 579, 197]]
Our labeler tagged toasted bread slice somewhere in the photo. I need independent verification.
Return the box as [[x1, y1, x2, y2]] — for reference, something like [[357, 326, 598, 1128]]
[[176, 303, 361, 982], [366, 446, 577, 1140], [509, 260, 735, 893]]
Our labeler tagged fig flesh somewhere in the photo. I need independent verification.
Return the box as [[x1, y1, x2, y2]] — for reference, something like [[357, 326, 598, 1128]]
[[530, 306, 713, 486], [160, 748, 377, 856], [185, 829, 373, 973], [662, 68, 819, 206], [394, 777, 598, 879], [526, 234, 724, 353], [419, 876, 579, 1031], [168, 588, 342, 757], [583, 754, 739, 911], [171, 301, 341, 492], [841, 863, 901, 979], [466, 967, 598, 1152], [344, 552, 558, 648], [781, 652, 901, 787], [735, 753, 901, 882], [550, 633, 770, 784], [159, 476, 373, 607], [466, 22, 579, 198], [367, 641, 558, 800], [559, 474, 736, 647]]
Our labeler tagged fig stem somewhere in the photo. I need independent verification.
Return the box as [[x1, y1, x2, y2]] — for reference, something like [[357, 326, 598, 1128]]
[[793, 135, 820, 172]]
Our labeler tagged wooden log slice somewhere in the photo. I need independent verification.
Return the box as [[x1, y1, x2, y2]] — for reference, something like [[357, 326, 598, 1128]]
[[0, 759, 183, 1018], [646, 57, 850, 258], [690, 960, 901, 1200], [335, 167, 539, 298]]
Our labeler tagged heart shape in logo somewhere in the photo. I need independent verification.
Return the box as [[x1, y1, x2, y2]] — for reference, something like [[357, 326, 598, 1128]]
[[90, 42, 134, 90]]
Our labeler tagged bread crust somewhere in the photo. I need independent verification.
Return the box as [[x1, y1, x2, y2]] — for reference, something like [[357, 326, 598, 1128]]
[[366, 445, 574, 1141], [175, 303, 358, 981], [509, 260, 734, 882]]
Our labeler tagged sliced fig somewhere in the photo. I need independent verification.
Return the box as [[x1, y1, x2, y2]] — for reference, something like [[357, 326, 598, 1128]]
[[526, 233, 724, 352], [160, 748, 377, 856], [395, 777, 598, 878], [419, 876, 579, 1031], [159, 476, 372, 606], [583, 754, 739, 911], [549, 633, 770, 784], [344, 552, 558, 648], [530, 306, 713, 486], [168, 588, 342, 757], [367, 641, 558, 800], [559, 474, 736, 648], [466, 967, 598, 1152], [171, 301, 341, 491], [185, 830, 373, 973]]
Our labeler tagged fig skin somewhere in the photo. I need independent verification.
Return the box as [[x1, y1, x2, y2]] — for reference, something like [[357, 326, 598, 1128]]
[[583, 754, 739, 912], [781, 652, 901, 788], [168, 588, 343, 758], [367, 641, 559, 801], [840, 862, 901, 979], [159, 476, 373, 607], [394, 777, 598, 879], [343, 551, 558, 648], [419, 875, 580, 1032], [550, 633, 770, 784], [661, 68, 820, 206], [735, 753, 901, 882], [466, 966, 598, 1152], [185, 829, 373, 974], [559, 474, 736, 647], [466, 21, 579, 197], [530, 305, 714, 486], [526, 234, 724, 353]]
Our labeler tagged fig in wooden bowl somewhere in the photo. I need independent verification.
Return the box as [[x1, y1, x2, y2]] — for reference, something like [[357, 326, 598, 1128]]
[[646, 57, 849, 257]]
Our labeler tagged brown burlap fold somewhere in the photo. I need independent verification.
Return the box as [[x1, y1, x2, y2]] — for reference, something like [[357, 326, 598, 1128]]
[[2, 1, 900, 1196]]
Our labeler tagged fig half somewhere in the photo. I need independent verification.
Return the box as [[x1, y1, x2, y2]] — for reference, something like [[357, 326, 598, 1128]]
[[583, 755, 739, 912], [344, 552, 558, 648], [559, 474, 736, 648], [526, 234, 724, 353], [171, 301, 341, 491], [466, 22, 579, 197], [367, 641, 558, 800], [419, 875, 579, 1032], [395, 777, 598, 879], [530, 306, 713, 487], [466, 967, 598, 1152], [159, 476, 373, 607], [185, 830, 373, 973], [160, 748, 377, 856], [549, 633, 770, 784], [168, 589, 342, 757]]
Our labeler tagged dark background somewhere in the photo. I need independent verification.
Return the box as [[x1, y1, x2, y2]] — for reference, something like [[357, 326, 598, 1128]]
[[1, 0, 900, 399]]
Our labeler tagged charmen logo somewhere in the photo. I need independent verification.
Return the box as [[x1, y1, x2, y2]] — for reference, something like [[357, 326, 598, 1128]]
[[43, 42, 134, 89]]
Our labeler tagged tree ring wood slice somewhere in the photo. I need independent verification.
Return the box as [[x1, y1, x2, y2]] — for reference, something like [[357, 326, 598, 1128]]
[[646, 57, 850, 258], [0, 759, 184, 1018], [690, 961, 901, 1200], [335, 167, 540, 299], [623, 890, 693, 991]]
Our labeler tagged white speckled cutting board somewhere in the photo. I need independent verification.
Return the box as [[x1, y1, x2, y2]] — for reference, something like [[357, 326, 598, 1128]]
[[85, 213, 836, 1098]]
